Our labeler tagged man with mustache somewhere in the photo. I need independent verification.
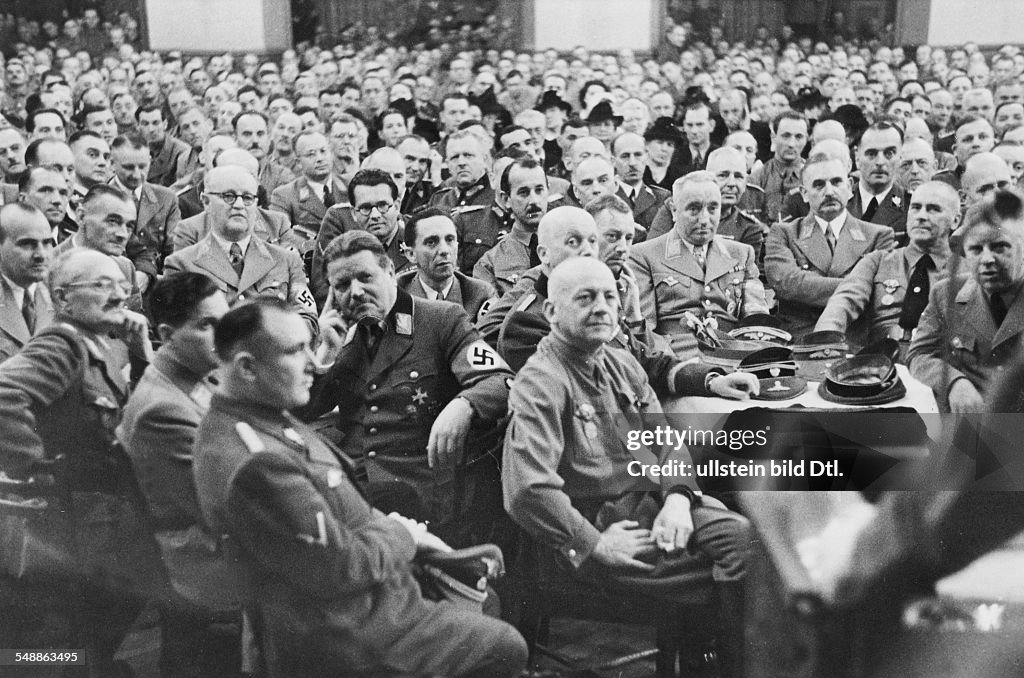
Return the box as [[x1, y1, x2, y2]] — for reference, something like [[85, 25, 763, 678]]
[[850, 122, 909, 246], [233, 110, 295, 197], [0, 203, 55, 361], [300, 230, 513, 548], [765, 154, 896, 336], [0, 248, 155, 676]]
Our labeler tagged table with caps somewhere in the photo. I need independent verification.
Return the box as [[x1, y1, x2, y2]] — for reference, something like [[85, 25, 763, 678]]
[[663, 364, 942, 491]]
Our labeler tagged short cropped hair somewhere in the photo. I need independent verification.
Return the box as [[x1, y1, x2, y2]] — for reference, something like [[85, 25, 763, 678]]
[[322, 230, 391, 274], [347, 168, 398, 203], [403, 207, 452, 248], [214, 296, 292, 360], [150, 272, 221, 329]]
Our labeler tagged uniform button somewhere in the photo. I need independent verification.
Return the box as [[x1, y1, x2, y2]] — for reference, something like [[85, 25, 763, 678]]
[[705, 285, 711, 292], [474, 238, 482, 244], [409, 370, 419, 379], [367, 451, 377, 459], [369, 383, 378, 391], [568, 549, 577, 558], [368, 427, 378, 435], [369, 405, 379, 413]]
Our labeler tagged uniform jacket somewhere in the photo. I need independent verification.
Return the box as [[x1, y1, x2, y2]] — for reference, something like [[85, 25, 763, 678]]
[[174, 146, 201, 185], [401, 179, 434, 215], [630, 231, 769, 358], [0, 278, 54, 363], [908, 276, 1024, 407], [258, 158, 296, 197], [750, 158, 804, 224], [648, 206, 765, 250], [269, 174, 347, 241], [131, 181, 182, 274], [164, 233, 317, 332], [848, 186, 909, 247], [119, 349, 236, 611], [617, 182, 670, 236], [176, 175, 204, 220], [428, 174, 494, 214], [298, 289, 512, 533], [453, 202, 514, 276], [171, 207, 294, 252], [194, 394, 510, 677], [477, 265, 545, 346], [148, 134, 191, 187], [764, 212, 895, 335], [397, 268, 495, 322], [814, 246, 951, 345], [472, 231, 533, 297]]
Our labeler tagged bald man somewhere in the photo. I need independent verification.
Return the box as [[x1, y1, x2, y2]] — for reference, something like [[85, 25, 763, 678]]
[[811, 119, 847, 145], [631, 171, 769, 358], [503, 256, 752, 678], [961, 152, 1013, 209], [567, 154, 617, 208]]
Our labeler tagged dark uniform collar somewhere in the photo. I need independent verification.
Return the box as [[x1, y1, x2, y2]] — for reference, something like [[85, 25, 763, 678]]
[[535, 272, 549, 299], [385, 287, 415, 335], [456, 173, 490, 203]]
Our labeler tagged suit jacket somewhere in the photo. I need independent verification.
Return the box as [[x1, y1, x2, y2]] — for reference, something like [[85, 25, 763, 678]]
[[132, 181, 182, 274], [617, 183, 670, 237], [0, 182, 17, 205], [298, 289, 512, 539], [119, 349, 237, 611], [258, 158, 296, 197], [164, 233, 317, 332], [0, 279, 54, 363], [908, 276, 1024, 408], [270, 174, 347, 240], [765, 212, 896, 335], [397, 268, 495, 322], [171, 207, 294, 252], [848, 186, 908, 247], [148, 134, 191, 187], [194, 393, 519, 677], [630, 231, 769, 358]]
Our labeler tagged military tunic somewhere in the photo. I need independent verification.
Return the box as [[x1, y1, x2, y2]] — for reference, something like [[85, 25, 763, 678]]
[[749, 158, 804, 225]]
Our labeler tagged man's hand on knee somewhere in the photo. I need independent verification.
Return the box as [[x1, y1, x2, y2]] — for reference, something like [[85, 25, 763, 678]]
[[592, 519, 657, 571]]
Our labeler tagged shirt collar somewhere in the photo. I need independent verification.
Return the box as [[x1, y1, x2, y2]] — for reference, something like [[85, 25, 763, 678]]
[[2, 274, 32, 307], [417, 274, 455, 301], [814, 211, 848, 235], [858, 183, 892, 210], [210, 230, 252, 257], [112, 176, 142, 201]]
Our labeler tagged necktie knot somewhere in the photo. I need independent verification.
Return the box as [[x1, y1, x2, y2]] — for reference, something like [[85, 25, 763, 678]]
[[229, 242, 245, 278], [22, 290, 36, 334], [693, 246, 706, 272], [863, 196, 879, 221], [323, 184, 335, 209], [825, 227, 837, 254], [359, 318, 384, 358], [528, 232, 541, 268], [899, 253, 936, 330]]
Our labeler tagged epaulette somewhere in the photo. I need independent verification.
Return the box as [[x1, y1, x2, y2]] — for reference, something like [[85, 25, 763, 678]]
[[745, 183, 765, 194], [452, 204, 486, 215], [548, 193, 564, 202], [514, 292, 538, 312], [175, 185, 193, 196], [235, 422, 266, 453], [786, 186, 802, 195], [738, 209, 765, 226]]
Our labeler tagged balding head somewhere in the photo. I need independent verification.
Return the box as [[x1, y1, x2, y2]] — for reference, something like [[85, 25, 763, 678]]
[[808, 139, 853, 172], [537, 206, 599, 270], [963, 152, 1012, 206], [571, 155, 615, 204], [903, 117, 933, 143], [567, 136, 608, 171], [544, 257, 619, 351], [214, 147, 260, 177], [812, 119, 846, 144], [362, 147, 407, 203]]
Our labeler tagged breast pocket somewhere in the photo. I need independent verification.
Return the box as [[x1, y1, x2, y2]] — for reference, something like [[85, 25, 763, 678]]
[[83, 385, 121, 438], [255, 279, 289, 299], [949, 334, 980, 369], [389, 363, 444, 425]]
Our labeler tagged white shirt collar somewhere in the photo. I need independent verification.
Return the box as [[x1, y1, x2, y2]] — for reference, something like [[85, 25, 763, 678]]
[[2, 275, 33, 307], [210, 230, 252, 258], [418, 274, 455, 301], [814, 211, 847, 237], [679, 234, 709, 259], [306, 176, 330, 197], [858, 183, 891, 211], [112, 177, 142, 201]]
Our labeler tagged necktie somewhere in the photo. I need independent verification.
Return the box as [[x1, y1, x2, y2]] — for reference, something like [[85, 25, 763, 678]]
[[862, 197, 879, 222], [528, 233, 541, 268], [229, 242, 245, 278], [22, 291, 36, 334], [693, 246, 706, 273], [898, 254, 934, 330], [359, 319, 384, 360], [990, 293, 1008, 328], [825, 227, 837, 254], [323, 184, 335, 209]]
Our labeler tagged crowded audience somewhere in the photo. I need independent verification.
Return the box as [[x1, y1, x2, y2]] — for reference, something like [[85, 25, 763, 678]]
[[1, 3, 1023, 676]]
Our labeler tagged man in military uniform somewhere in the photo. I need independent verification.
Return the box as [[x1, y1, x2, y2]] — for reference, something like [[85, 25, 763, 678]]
[[631, 171, 770, 359], [233, 110, 296, 197], [909, 190, 1024, 412], [612, 131, 669, 236], [0, 203, 55, 361], [300, 230, 513, 547], [136, 104, 190, 187], [473, 157, 550, 295], [478, 205, 599, 347], [397, 207, 494, 321], [164, 166, 317, 335], [933, 116, 996, 193], [118, 272, 239, 676], [815, 182, 957, 348], [17, 165, 73, 242], [397, 134, 435, 214], [503, 257, 752, 678], [765, 155, 896, 337], [0, 249, 158, 675], [312, 169, 412, 307], [270, 130, 348, 251], [850, 122, 909, 246], [749, 111, 808, 224], [193, 298, 527, 678]]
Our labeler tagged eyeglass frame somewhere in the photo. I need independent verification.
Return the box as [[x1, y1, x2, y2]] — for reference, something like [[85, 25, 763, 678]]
[[206, 191, 259, 206], [60, 277, 133, 295]]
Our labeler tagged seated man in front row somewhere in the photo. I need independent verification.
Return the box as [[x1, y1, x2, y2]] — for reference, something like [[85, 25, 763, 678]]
[[503, 257, 752, 678], [192, 298, 527, 678], [631, 171, 769, 359]]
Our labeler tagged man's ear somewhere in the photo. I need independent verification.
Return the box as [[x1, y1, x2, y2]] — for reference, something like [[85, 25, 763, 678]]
[[497, 189, 511, 212], [156, 322, 175, 344], [400, 242, 415, 264], [200, 191, 211, 207], [234, 351, 257, 381], [542, 297, 557, 325]]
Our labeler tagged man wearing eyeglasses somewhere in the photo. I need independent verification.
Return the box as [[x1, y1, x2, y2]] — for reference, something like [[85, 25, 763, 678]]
[[164, 165, 318, 335], [850, 122, 909, 246], [328, 114, 362, 180], [311, 169, 412, 308], [0, 248, 158, 675]]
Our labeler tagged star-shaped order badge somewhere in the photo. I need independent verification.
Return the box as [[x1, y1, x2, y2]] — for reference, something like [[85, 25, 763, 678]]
[[412, 388, 430, 405]]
